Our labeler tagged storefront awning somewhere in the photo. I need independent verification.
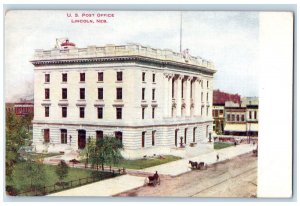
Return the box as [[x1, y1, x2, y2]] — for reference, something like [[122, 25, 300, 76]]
[[224, 124, 246, 132]]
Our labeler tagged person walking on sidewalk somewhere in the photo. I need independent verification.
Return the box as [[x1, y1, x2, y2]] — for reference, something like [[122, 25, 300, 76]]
[[216, 154, 219, 161]]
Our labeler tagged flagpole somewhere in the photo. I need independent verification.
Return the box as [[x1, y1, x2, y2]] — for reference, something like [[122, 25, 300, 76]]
[[180, 11, 183, 53]]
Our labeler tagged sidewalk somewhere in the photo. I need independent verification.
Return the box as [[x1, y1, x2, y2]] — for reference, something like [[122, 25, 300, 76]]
[[141, 144, 255, 176], [48, 174, 145, 196], [49, 143, 255, 196]]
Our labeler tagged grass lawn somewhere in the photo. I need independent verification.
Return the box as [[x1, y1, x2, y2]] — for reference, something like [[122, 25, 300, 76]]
[[30, 152, 62, 158], [214, 142, 234, 150], [113, 155, 182, 170], [7, 162, 115, 196]]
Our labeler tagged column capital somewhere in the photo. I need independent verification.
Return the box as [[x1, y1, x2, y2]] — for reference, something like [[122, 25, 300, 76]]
[[195, 76, 202, 82], [187, 76, 193, 81], [163, 73, 175, 79], [177, 75, 184, 80]]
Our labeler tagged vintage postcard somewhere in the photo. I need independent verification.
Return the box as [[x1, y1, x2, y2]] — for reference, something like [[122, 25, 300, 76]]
[[4, 10, 293, 199]]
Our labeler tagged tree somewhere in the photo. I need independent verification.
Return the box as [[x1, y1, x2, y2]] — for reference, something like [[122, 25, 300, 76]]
[[12, 154, 46, 192], [100, 135, 123, 169], [55, 160, 69, 183], [80, 134, 123, 170], [6, 112, 31, 181]]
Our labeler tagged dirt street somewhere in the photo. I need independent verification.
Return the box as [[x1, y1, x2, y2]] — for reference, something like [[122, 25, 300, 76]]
[[116, 152, 257, 198]]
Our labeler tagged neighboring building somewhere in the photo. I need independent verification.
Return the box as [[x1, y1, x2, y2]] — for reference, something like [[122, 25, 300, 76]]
[[243, 97, 259, 137], [223, 97, 259, 139], [6, 103, 14, 113], [212, 90, 241, 135], [213, 89, 240, 105], [31, 39, 216, 159], [14, 102, 34, 117], [6, 100, 34, 117]]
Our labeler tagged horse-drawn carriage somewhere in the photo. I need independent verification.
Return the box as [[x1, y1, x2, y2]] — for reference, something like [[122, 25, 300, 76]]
[[189, 160, 208, 170], [144, 171, 160, 187]]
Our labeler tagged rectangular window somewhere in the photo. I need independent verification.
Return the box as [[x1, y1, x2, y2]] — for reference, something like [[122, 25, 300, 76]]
[[254, 111, 257, 119], [116, 88, 122, 100], [152, 88, 155, 100], [80, 107, 85, 118], [237, 115, 240, 122], [152, 131, 155, 146], [241, 115, 245, 121], [62, 73, 67, 82], [142, 72, 145, 82], [231, 114, 235, 121], [152, 73, 155, 83], [98, 88, 103, 100], [152, 107, 155, 119], [207, 92, 209, 101], [45, 74, 50, 83], [201, 106, 203, 116], [206, 106, 209, 116], [45, 88, 50, 99], [61, 129, 67, 144], [45, 107, 49, 117], [96, 131, 103, 142], [142, 88, 145, 100], [62, 88, 67, 99], [115, 131, 122, 143], [227, 114, 230, 121], [142, 107, 145, 119], [117, 71, 123, 81], [80, 88, 85, 100], [98, 72, 103, 82], [249, 111, 252, 119], [142, 132, 145, 148], [207, 80, 209, 88], [80, 73, 85, 82], [201, 92, 203, 102], [98, 107, 103, 119], [62, 107, 67, 118], [44, 129, 50, 143], [116, 108, 122, 119]]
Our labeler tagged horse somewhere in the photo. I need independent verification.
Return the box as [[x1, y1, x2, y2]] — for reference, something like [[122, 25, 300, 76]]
[[189, 160, 198, 169]]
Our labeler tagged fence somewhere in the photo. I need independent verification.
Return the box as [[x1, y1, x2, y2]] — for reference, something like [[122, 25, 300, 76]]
[[16, 169, 124, 196]]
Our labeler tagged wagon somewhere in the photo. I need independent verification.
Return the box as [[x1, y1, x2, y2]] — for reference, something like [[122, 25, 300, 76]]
[[144, 173, 160, 187]]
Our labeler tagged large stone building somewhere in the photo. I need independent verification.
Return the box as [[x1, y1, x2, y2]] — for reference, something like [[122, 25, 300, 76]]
[[31, 39, 216, 159]]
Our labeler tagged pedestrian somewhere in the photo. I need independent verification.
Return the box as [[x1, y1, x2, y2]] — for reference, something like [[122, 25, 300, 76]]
[[234, 141, 237, 146], [216, 154, 219, 161]]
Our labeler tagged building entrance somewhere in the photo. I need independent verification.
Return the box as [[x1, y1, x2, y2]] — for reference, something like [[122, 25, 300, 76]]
[[78, 130, 86, 149]]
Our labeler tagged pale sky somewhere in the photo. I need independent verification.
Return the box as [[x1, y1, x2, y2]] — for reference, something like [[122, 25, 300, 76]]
[[5, 11, 259, 102]]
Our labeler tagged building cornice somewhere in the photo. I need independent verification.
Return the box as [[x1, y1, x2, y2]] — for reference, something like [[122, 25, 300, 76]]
[[31, 55, 216, 75]]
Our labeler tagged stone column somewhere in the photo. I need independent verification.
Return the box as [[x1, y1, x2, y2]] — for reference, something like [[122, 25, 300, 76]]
[[185, 76, 192, 116], [176, 75, 184, 117], [194, 77, 201, 116], [163, 73, 169, 117], [169, 74, 174, 117]]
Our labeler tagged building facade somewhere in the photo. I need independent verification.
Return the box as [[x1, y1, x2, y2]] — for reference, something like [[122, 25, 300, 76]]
[[212, 90, 241, 135], [31, 39, 216, 159], [6, 101, 34, 117], [223, 98, 259, 139]]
